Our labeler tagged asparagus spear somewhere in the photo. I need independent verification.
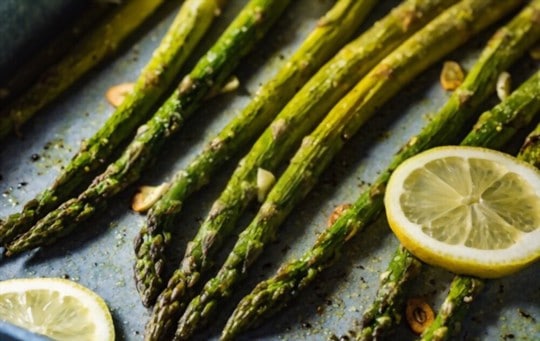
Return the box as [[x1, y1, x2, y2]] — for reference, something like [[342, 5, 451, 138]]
[[222, 2, 540, 339], [518, 121, 540, 169], [359, 67, 540, 340], [4, 0, 292, 256], [359, 246, 423, 340], [135, 0, 382, 309], [171, 1, 526, 339], [0, 0, 225, 244], [144, 0, 460, 336], [0, 2, 111, 107], [418, 276, 484, 341], [0, 0, 166, 140]]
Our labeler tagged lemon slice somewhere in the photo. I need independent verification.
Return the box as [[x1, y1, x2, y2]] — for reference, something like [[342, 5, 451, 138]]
[[385, 146, 540, 278], [0, 278, 114, 341]]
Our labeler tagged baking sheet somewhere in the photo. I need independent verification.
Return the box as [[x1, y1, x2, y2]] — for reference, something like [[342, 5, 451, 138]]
[[1, 1, 539, 340]]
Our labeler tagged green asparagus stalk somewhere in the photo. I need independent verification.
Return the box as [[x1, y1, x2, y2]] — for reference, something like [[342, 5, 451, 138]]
[[359, 68, 540, 341], [135, 0, 382, 309], [171, 1, 527, 339], [4, 0, 292, 256], [0, 0, 166, 140], [144, 0, 460, 337], [419, 276, 484, 341], [0, 0, 225, 245], [0, 2, 112, 107], [518, 121, 540, 169], [0, 2, 111, 109], [359, 246, 423, 340], [222, 1, 540, 339]]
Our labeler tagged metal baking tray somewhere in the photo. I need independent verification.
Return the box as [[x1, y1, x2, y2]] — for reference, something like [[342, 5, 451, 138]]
[[1, 1, 538, 340]]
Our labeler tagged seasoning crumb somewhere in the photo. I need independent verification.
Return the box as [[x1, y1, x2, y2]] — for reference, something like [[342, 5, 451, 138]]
[[106, 82, 134, 107], [30, 153, 40, 161], [327, 204, 352, 227], [301, 322, 312, 329], [132, 183, 168, 213], [440, 61, 465, 91]]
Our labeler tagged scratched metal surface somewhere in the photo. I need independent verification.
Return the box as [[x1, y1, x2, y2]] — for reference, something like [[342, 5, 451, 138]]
[[0, 1, 539, 340]]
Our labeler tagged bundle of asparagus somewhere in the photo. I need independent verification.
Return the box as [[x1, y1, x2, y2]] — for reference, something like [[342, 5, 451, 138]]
[[0, 0, 536, 339], [145, 0, 526, 339], [0, 0, 167, 140], [0, 0, 225, 244], [359, 67, 540, 340], [4, 0, 292, 255], [223, 1, 540, 339], [143, 0, 463, 339], [135, 0, 381, 309]]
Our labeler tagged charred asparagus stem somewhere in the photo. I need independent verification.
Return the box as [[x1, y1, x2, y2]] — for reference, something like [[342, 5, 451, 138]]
[[0, 0, 166, 140], [135, 0, 381, 308], [359, 68, 540, 340], [144, 0, 460, 337], [4, 0, 292, 255], [222, 2, 540, 339], [0, 0, 225, 244], [170, 1, 527, 339]]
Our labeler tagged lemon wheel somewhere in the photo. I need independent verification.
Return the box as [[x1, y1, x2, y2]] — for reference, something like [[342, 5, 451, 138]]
[[385, 146, 540, 278], [0, 277, 115, 341]]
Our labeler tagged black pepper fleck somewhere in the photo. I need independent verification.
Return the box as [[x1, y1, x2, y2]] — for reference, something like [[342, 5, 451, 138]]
[[518, 309, 535, 322], [301, 322, 312, 329], [31, 153, 40, 161]]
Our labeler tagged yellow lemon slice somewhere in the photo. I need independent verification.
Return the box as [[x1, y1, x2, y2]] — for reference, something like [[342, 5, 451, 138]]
[[0, 277, 115, 341], [384, 146, 540, 278]]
